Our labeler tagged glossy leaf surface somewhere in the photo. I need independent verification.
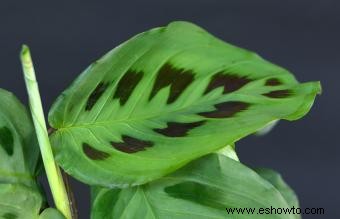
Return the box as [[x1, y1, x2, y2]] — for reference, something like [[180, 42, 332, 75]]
[[49, 21, 320, 187], [91, 154, 298, 219]]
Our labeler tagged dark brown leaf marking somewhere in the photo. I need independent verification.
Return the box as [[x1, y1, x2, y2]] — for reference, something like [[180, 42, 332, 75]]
[[263, 89, 291, 98], [199, 101, 250, 118], [113, 70, 143, 105], [85, 82, 109, 111], [149, 63, 194, 104], [0, 127, 14, 156], [111, 135, 153, 153], [83, 143, 110, 160], [265, 78, 282, 86], [154, 121, 205, 137], [204, 72, 251, 95]]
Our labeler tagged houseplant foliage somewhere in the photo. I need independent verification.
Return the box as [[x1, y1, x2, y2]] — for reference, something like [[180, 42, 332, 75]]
[[0, 89, 65, 219], [0, 21, 320, 218], [91, 154, 300, 219], [49, 21, 319, 187]]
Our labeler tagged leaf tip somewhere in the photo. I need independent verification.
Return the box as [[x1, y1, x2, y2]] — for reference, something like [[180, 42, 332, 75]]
[[20, 44, 30, 57], [316, 81, 322, 95], [20, 44, 33, 68]]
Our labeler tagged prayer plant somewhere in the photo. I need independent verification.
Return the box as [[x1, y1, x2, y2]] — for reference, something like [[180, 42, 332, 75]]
[[0, 21, 320, 219]]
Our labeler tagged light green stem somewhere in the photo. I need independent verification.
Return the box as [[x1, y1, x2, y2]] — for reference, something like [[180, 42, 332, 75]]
[[20, 45, 72, 219]]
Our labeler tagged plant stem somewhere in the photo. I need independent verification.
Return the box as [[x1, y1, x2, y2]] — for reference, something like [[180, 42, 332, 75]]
[[62, 170, 78, 219], [20, 45, 72, 219]]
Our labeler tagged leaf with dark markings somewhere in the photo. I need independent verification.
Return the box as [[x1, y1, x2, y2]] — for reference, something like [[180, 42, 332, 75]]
[[265, 78, 282, 86], [113, 70, 143, 105], [198, 101, 250, 118], [154, 121, 205, 137], [86, 82, 110, 111], [263, 89, 292, 98], [83, 143, 110, 160], [0, 127, 14, 156], [0, 89, 65, 219], [0, 88, 40, 185], [91, 154, 299, 219], [48, 21, 320, 187], [204, 72, 251, 94], [110, 136, 154, 154], [149, 63, 194, 103]]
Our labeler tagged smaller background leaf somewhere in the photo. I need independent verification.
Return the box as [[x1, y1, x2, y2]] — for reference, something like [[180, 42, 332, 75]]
[[0, 89, 63, 219], [0, 88, 40, 186], [91, 154, 298, 219]]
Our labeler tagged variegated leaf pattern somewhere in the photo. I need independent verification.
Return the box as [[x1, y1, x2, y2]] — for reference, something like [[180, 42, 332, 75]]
[[49, 21, 320, 187], [0, 89, 65, 219], [91, 154, 299, 219]]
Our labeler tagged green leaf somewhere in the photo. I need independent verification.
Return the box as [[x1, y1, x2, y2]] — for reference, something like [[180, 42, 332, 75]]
[[0, 184, 65, 219], [0, 89, 64, 219], [255, 168, 300, 210], [91, 153, 297, 219], [39, 208, 66, 219], [0, 88, 40, 186], [0, 183, 43, 219], [49, 21, 320, 187]]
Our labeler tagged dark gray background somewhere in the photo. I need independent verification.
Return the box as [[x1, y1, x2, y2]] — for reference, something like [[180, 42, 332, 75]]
[[0, 0, 338, 218]]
